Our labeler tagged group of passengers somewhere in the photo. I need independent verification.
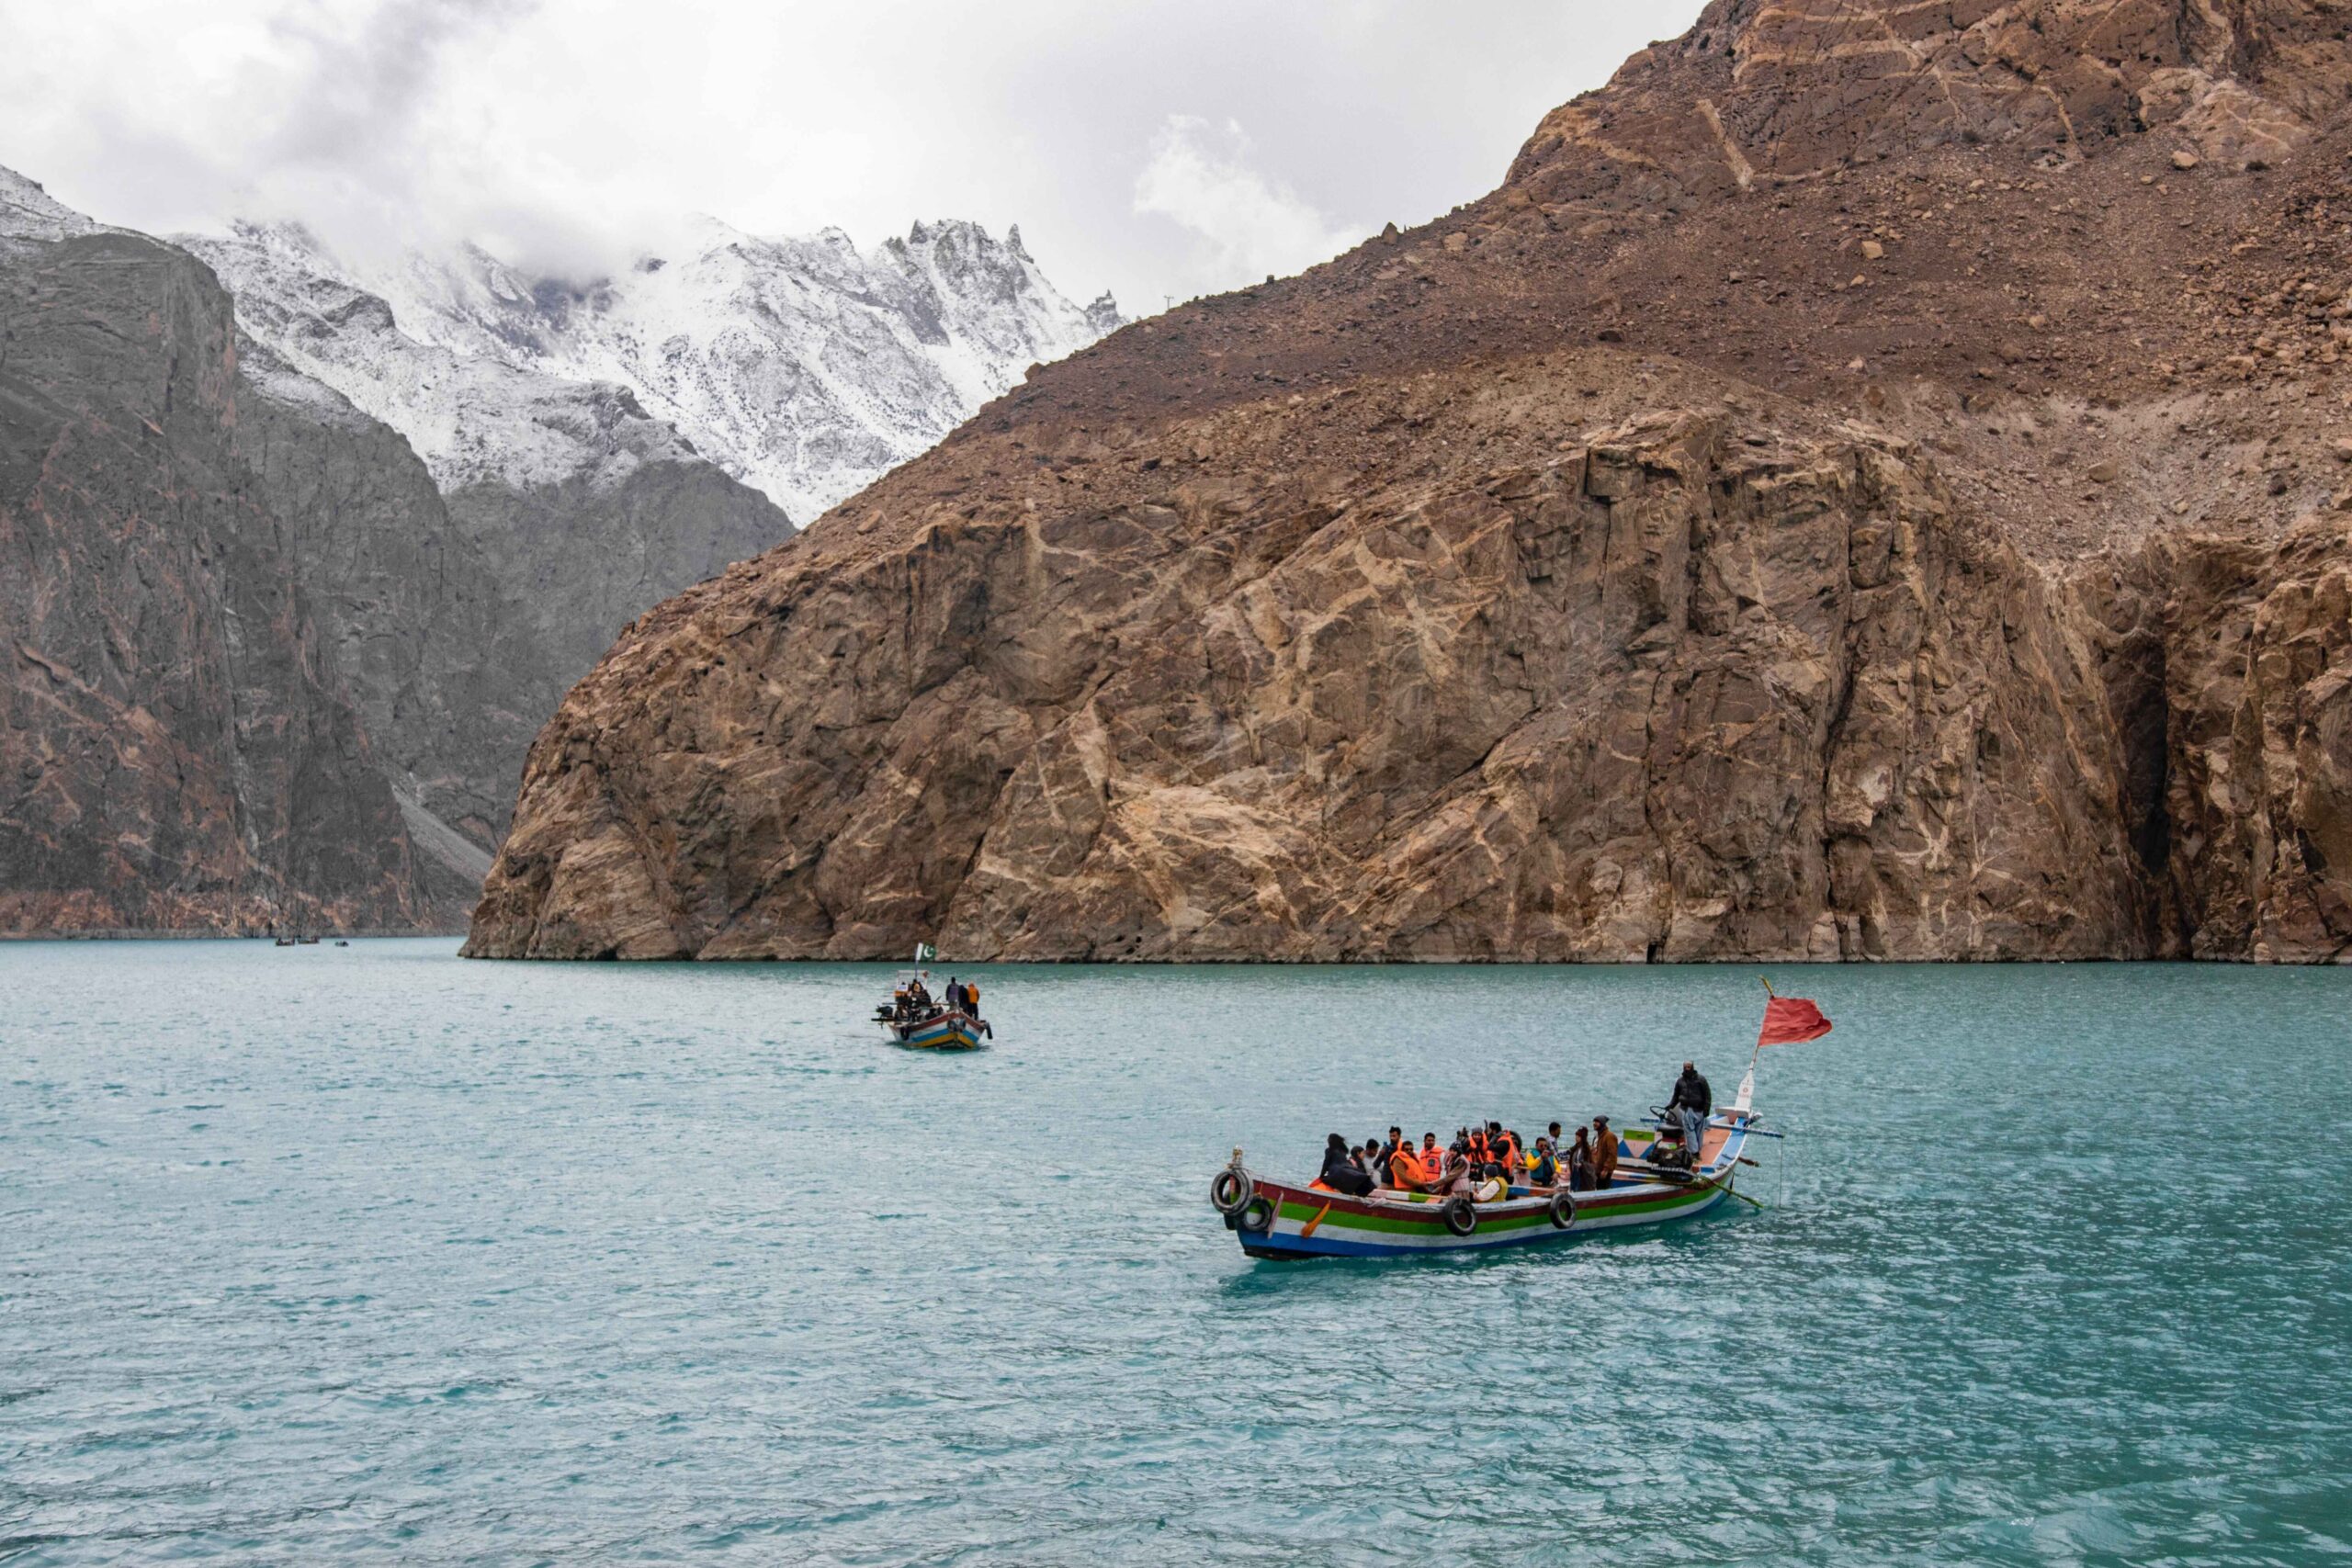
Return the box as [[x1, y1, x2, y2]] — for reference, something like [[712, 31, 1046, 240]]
[[1308, 1062, 1714, 1202], [887, 973, 984, 1024]]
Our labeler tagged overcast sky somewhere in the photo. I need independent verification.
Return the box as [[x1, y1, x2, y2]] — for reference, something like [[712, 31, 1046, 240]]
[[0, 0, 1706, 313]]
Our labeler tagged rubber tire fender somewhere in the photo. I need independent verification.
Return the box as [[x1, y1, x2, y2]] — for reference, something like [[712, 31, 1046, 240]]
[[1548, 1190, 1577, 1231], [1442, 1195, 1477, 1236], [1210, 1169, 1251, 1216], [1238, 1192, 1279, 1235]]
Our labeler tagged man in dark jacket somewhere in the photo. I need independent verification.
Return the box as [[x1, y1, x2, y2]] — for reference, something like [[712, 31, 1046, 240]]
[[1668, 1062, 1713, 1168]]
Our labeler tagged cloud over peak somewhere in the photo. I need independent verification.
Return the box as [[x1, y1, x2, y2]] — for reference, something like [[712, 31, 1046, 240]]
[[1133, 115, 1360, 300]]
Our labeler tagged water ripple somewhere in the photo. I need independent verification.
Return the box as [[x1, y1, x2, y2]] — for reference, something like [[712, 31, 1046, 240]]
[[0, 944, 2346, 1563]]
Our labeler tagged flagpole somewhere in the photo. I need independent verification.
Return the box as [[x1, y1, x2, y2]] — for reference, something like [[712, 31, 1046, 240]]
[[1738, 976, 1770, 1110]]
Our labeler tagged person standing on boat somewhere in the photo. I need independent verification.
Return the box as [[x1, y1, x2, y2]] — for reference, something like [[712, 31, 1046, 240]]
[[1567, 1126, 1593, 1191], [1589, 1116, 1620, 1187], [1668, 1061, 1713, 1169]]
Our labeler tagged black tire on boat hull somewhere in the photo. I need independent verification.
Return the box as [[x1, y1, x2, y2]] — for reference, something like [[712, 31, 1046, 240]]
[[1238, 1193, 1278, 1234], [1210, 1169, 1250, 1216], [1548, 1190, 1577, 1230], [1442, 1196, 1476, 1236]]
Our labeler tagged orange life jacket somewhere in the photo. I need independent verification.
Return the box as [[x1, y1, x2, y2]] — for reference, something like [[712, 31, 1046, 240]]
[[1388, 1148, 1426, 1187]]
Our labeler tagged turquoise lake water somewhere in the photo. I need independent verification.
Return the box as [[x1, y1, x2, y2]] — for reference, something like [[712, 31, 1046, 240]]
[[2, 941, 2346, 1565]]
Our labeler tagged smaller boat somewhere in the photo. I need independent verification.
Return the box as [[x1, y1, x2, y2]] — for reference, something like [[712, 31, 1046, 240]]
[[334, 939, 350, 948], [297, 934, 321, 945], [273, 936, 297, 948], [872, 958, 989, 1050], [880, 1005, 988, 1051]]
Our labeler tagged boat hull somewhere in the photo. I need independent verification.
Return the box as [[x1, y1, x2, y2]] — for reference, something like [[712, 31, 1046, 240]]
[[1223, 1113, 1754, 1259], [881, 1010, 987, 1050]]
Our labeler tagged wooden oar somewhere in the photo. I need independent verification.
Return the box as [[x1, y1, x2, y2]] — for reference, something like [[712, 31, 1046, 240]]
[[1697, 1170, 1765, 1210]]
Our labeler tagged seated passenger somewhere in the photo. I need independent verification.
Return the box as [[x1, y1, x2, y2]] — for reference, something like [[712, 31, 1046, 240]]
[[1318, 1134, 1373, 1197], [1526, 1138, 1558, 1190], [1387, 1141, 1430, 1191]]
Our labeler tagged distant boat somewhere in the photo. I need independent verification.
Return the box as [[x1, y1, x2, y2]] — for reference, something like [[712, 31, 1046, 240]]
[[334, 939, 350, 947], [880, 1007, 988, 1051], [273, 936, 296, 948], [297, 934, 321, 945], [872, 952, 989, 1050]]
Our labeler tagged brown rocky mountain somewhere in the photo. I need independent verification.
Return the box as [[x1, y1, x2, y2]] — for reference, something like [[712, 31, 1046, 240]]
[[1, 175, 793, 934], [468, 0, 2352, 963]]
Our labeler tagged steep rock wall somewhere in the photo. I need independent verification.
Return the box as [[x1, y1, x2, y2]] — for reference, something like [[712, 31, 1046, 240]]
[[0, 233, 432, 931], [466, 377, 2144, 960]]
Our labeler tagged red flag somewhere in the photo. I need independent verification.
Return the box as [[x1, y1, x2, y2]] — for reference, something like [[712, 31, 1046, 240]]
[[1758, 995, 1832, 1047]]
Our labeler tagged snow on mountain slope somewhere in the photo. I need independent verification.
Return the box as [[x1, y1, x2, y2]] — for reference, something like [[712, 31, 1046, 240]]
[[184, 215, 1121, 521], [181, 222, 703, 496], [0, 167, 104, 249]]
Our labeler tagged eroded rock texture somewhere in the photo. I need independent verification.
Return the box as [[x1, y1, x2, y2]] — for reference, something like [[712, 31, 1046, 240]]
[[0, 233, 433, 931], [471, 0, 2352, 962], [468, 384, 2146, 960]]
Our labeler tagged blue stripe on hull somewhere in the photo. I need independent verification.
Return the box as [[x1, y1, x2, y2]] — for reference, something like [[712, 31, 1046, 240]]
[[1240, 1225, 1586, 1259]]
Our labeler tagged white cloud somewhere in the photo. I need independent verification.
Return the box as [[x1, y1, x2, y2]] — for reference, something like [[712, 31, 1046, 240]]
[[1133, 116, 1359, 300], [0, 0, 1708, 315]]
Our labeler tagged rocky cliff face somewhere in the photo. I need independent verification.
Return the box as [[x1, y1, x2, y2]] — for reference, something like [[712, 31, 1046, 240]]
[[469, 0, 2352, 963], [469, 377, 2148, 961], [0, 230, 435, 932], [2, 172, 806, 932]]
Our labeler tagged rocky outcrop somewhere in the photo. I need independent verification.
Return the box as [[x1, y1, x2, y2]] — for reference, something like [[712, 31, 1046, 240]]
[[0, 231, 435, 932], [465, 378, 2146, 960], [2151, 517, 2352, 960], [226, 334, 791, 862], [226, 350, 524, 881], [469, 0, 2352, 962], [2, 173, 806, 933]]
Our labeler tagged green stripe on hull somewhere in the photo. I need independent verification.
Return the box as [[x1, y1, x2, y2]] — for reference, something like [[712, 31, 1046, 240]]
[[1273, 1185, 1713, 1239]]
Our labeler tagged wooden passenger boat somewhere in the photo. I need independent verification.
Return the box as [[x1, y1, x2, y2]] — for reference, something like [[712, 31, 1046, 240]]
[[872, 955, 989, 1050], [880, 1008, 988, 1051], [1212, 1097, 1759, 1259], [1209, 990, 1826, 1260]]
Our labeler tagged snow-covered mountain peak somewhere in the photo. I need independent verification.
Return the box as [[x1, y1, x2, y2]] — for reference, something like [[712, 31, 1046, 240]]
[[171, 202, 1117, 522], [181, 223, 701, 497], [0, 165, 105, 247]]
